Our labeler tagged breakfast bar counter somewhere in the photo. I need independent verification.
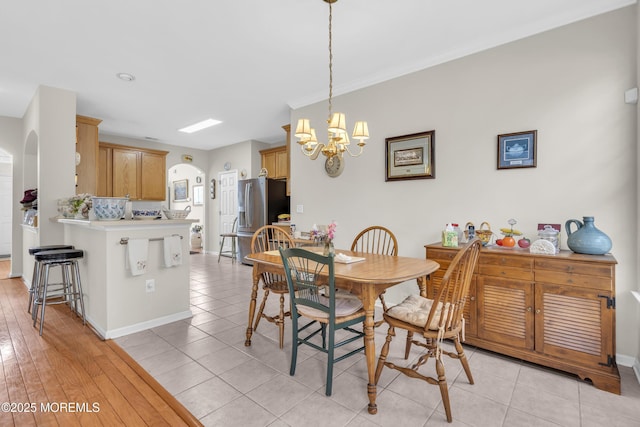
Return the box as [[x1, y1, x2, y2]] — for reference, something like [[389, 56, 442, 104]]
[[58, 218, 194, 338]]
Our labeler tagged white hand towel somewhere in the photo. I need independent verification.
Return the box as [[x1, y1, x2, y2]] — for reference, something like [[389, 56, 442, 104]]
[[127, 238, 149, 276], [163, 235, 182, 267]]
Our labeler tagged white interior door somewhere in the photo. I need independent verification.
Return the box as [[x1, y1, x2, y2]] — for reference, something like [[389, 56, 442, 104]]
[[218, 170, 238, 255]]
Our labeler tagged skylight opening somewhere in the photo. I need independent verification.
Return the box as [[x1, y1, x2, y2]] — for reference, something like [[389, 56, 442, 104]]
[[179, 118, 222, 133]]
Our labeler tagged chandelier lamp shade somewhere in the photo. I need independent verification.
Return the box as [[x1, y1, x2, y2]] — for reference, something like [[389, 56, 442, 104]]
[[295, 0, 370, 161]]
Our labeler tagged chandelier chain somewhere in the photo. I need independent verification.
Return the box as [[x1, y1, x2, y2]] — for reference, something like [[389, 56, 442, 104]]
[[328, 0, 333, 120]]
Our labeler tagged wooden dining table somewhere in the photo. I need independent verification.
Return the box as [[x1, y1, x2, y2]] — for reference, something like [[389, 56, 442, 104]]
[[244, 248, 440, 415]]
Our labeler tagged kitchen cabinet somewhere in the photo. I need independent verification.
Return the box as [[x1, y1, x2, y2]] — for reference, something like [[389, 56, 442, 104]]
[[97, 142, 168, 200], [260, 145, 288, 180], [425, 243, 619, 394], [75, 115, 102, 195], [259, 125, 291, 196]]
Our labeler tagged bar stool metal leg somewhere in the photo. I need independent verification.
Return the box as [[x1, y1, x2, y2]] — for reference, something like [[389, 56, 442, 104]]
[[32, 249, 85, 336], [27, 245, 74, 314]]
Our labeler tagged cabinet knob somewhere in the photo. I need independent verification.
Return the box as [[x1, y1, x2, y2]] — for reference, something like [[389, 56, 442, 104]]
[[526, 307, 532, 312], [535, 309, 541, 314], [470, 296, 475, 301]]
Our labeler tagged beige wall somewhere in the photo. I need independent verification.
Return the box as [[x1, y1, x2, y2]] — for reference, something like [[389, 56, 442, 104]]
[[291, 7, 639, 361]]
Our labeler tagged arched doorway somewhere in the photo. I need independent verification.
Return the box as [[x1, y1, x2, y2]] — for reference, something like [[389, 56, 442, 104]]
[[167, 164, 205, 252]]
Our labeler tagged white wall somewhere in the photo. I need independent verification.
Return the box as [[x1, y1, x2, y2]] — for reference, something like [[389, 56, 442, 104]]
[[291, 7, 639, 360]]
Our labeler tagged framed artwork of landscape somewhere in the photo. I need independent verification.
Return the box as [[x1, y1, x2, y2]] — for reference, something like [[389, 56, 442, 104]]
[[385, 130, 435, 181]]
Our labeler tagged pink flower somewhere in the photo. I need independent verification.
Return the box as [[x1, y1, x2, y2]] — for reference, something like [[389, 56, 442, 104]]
[[327, 221, 337, 241]]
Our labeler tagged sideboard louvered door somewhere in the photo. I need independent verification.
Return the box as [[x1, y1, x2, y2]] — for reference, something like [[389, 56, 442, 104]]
[[477, 276, 534, 350]]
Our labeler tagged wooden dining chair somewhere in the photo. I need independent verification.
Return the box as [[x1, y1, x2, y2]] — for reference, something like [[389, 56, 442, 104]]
[[350, 226, 398, 315], [279, 247, 365, 396], [251, 225, 295, 348], [374, 239, 482, 423]]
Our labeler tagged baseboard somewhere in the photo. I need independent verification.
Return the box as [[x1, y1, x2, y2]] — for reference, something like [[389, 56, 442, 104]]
[[634, 359, 640, 385], [616, 353, 636, 367], [87, 310, 194, 339]]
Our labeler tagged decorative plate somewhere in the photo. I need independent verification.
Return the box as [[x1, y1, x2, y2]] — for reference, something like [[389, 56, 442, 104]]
[[529, 239, 556, 255]]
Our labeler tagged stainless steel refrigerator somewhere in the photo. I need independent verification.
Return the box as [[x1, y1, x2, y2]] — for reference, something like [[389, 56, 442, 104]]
[[237, 177, 289, 264]]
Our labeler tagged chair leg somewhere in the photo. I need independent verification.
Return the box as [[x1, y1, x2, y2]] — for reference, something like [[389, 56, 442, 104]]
[[375, 325, 395, 384], [454, 336, 474, 385], [436, 357, 452, 423], [231, 237, 237, 263], [278, 293, 286, 349], [325, 324, 335, 396], [28, 260, 40, 314], [254, 289, 269, 332], [217, 236, 226, 263], [404, 330, 414, 359], [72, 260, 86, 324], [290, 315, 299, 376], [38, 264, 51, 336]]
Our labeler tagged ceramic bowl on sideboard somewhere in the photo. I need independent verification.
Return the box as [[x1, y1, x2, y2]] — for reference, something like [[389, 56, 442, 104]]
[[92, 197, 127, 220], [132, 209, 162, 220]]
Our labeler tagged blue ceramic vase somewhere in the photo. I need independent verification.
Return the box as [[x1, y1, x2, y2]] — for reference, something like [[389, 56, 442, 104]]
[[565, 216, 612, 255]]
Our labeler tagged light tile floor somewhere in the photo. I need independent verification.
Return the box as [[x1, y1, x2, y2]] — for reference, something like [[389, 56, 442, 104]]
[[115, 253, 640, 427]]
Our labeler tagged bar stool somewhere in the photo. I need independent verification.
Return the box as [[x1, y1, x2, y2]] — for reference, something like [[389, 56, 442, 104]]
[[218, 217, 238, 263], [27, 245, 74, 315], [32, 249, 86, 336]]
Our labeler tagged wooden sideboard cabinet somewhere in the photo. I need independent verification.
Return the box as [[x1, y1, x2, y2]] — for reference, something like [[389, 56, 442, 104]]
[[425, 242, 620, 394], [97, 142, 168, 200]]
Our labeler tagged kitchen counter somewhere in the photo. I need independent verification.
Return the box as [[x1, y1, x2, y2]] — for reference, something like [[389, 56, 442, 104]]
[[57, 218, 195, 338]]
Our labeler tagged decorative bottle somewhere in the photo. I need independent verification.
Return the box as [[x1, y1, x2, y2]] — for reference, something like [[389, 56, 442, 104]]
[[565, 216, 612, 255]]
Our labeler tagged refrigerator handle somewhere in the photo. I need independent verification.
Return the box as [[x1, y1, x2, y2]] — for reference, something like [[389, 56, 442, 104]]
[[245, 182, 252, 227]]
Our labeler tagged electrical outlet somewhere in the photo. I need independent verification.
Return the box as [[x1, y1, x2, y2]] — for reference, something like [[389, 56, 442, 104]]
[[145, 279, 155, 293], [296, 204, 304, 214]]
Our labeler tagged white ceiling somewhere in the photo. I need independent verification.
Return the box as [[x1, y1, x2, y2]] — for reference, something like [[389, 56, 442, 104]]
[[0, 0, 634, 150]]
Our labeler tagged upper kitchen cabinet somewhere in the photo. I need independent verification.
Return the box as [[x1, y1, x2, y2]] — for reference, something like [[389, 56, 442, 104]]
[[97, 142, 168, 200], [261, 125, 291, 196], [75, 115, 102, 195], [260, 145, 288, 180]]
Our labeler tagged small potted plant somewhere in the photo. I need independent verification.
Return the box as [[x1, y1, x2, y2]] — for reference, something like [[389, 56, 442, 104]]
[[191, 224, 203, 250]]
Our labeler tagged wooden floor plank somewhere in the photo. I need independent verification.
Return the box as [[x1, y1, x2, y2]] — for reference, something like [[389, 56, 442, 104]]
[[0, 259, 202, 427]]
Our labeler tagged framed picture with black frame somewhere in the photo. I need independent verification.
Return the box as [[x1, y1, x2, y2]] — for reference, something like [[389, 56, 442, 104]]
[[385, 130, 435, 181], [497, 130, 537, 169]]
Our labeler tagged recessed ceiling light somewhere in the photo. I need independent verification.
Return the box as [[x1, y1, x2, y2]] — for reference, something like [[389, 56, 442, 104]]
[[116, 72, 135, 82], [179, 118, 222, 133]]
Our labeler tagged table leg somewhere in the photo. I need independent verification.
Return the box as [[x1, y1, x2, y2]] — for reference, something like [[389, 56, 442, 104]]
[[362, 287, 378, 415], [245, 268, 260, 346], [417, 275, 427, 298]]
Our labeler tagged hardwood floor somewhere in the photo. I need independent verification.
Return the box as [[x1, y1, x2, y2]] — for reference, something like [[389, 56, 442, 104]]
[[0, 260, 202, 426]]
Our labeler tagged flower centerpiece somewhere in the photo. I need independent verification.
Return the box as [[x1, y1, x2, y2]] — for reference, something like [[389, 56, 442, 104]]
[[191, 224, 203, 234], [58, 193, 92, 218], [323, 221, 337, 256]]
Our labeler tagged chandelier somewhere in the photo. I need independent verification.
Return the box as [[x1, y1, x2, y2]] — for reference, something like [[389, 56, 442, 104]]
[[294, 0, 369, 162]]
